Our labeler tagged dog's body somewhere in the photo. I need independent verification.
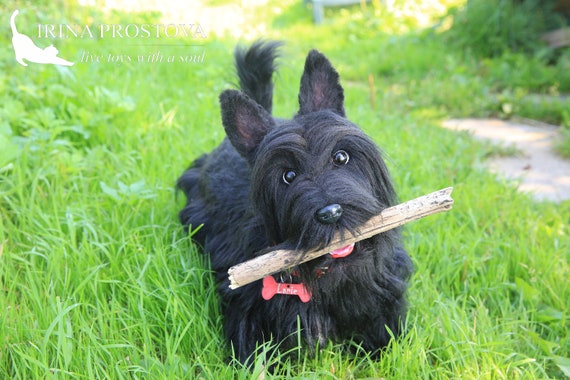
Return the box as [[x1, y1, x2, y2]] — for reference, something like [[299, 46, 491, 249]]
[[177, 41, 413, 363]]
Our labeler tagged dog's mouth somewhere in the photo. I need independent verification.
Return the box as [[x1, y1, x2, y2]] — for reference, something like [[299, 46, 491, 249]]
[[329, 243, 355, 258]]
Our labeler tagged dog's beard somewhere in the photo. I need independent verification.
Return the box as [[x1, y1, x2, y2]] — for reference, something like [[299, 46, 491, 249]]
[[266, 196, 390, 291], [294, 234, 397, 297], [281, 193, 385, 252], [293, 212, 363, 252]]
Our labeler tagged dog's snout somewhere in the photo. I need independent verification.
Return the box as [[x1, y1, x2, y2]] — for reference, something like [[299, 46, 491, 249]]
[[316, 204, 343, 224]]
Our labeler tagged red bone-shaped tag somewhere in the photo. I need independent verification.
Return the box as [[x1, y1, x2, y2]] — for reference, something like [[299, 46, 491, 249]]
[[261, 276, 312, 303]]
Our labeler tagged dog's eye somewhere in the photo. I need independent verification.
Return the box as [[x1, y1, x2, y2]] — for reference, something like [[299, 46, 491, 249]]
[[282, 170, 297, 184], [332, 150, 350, 166]]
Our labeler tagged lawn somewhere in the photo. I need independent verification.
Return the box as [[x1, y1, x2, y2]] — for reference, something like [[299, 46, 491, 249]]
[[1, 0, 569, 378]]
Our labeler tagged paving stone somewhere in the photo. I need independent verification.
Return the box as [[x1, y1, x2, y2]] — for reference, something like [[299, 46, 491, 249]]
[[442, 118, 570, 202]]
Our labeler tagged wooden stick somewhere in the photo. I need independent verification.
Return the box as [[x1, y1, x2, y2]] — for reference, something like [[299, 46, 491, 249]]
[[228, 187, 454, 289]]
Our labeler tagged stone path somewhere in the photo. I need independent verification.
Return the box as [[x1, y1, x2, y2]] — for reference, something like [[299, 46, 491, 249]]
[[442, 118, 570, 202]]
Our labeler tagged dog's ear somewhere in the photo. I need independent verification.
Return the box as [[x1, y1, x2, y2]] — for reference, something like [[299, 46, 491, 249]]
[[220, 89, 274, 161], [297, 50, 345, 117]]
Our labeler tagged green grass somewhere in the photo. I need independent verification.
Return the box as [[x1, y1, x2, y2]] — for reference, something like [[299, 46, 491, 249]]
[[1, 0, 569, 378]]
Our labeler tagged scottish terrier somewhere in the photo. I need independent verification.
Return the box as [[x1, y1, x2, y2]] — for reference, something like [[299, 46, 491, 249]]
[[177, 41, 413, 364]]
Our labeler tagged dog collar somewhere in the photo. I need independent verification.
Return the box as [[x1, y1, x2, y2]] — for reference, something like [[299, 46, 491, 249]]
[[261, 243, 355, 302]]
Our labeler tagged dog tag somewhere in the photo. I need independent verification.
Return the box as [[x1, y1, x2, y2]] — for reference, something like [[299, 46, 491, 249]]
[[261, 276, 311, 303]]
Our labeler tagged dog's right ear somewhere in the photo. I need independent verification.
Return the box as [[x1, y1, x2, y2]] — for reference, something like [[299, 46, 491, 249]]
[[220, 89, 274, 162]]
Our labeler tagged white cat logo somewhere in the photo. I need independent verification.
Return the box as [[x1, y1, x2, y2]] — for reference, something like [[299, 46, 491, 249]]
[[10, 10, 74, 67]]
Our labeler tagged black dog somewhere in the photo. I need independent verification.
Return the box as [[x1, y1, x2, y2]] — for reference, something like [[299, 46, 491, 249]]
[[177, 41, 413, 364]]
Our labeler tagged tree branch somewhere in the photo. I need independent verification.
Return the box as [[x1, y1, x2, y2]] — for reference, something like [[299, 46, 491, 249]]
[[228, 187, 454, 289]]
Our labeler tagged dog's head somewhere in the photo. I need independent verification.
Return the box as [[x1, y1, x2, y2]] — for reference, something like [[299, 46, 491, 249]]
[[220, 49, 398, 278]]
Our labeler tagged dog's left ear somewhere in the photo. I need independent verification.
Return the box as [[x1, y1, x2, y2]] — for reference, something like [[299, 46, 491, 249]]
[[297, 50, 345, 117], [220, 89, 275, 162]]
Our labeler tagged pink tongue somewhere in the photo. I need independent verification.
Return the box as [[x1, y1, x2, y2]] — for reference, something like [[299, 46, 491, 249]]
[[329, 243, 355, 259]]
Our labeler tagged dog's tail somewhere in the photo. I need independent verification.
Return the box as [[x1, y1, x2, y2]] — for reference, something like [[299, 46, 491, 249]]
[[234, 40, 282, 114]]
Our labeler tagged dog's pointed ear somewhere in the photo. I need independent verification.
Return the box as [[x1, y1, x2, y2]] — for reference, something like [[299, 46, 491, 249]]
[[297, 50, 345, 117], [220, 89, 274, 161]]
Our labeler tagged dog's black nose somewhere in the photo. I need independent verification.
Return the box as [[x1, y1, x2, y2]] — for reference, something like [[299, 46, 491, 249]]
[[316, 204, 343, 224]]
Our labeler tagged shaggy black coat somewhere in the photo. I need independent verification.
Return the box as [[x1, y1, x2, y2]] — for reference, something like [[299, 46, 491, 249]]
[[177, 41, 413, 364]]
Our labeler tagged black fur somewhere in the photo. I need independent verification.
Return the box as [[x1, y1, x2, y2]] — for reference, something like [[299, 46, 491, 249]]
[[234, 40, 282, 113], [177, 41, 413, 364]]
